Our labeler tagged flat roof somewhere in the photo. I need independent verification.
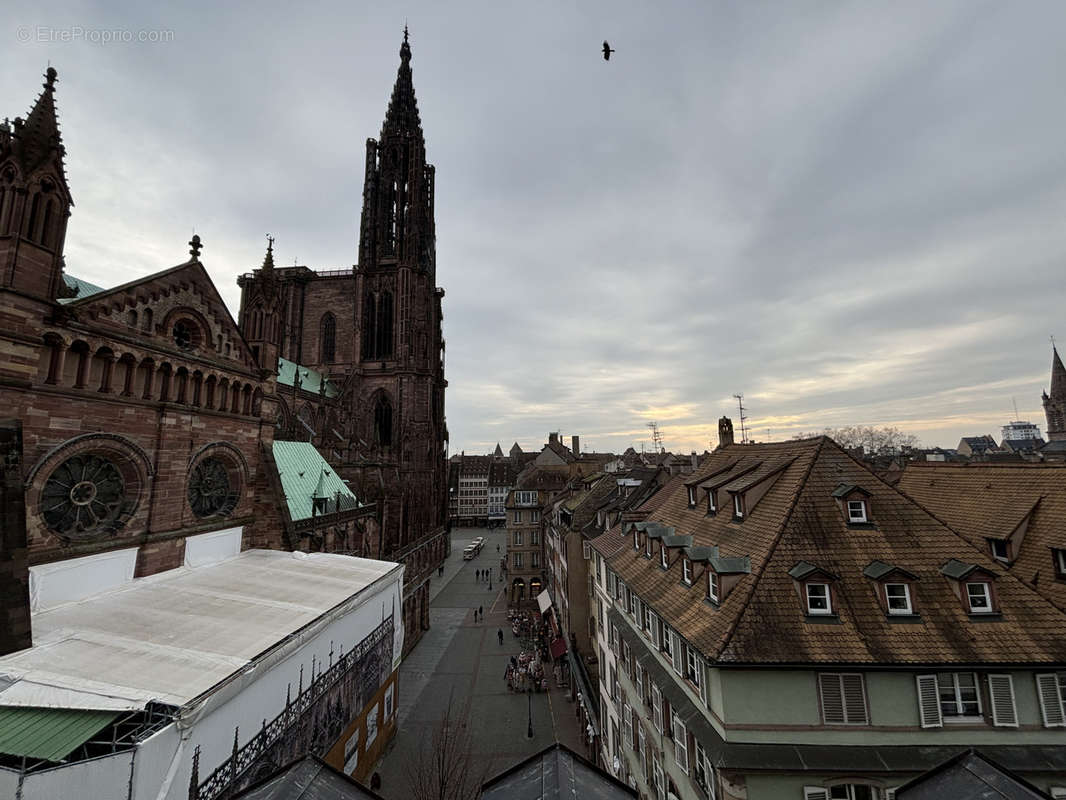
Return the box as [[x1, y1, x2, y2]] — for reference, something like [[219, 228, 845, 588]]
[[0, 550, 400, 711]]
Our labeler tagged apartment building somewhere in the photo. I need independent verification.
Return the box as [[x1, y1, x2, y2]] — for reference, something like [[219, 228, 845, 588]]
[[591, 437, 1066, 800]]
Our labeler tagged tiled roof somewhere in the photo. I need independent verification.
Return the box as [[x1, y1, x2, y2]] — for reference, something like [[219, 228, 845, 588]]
[[277, 357, 340, 398], [604, 438, 1066, 665], [898, 462, 1066, 612]]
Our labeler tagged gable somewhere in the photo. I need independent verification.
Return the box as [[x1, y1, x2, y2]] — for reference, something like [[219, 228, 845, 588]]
[[69, 260, 259, 372]]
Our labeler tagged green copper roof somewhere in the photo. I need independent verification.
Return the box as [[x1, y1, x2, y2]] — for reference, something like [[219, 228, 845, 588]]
[[0, 707, 119, 762], [272, 440, 360, 521], [58, 274, 106, 304], [276, 358, 339, 398]]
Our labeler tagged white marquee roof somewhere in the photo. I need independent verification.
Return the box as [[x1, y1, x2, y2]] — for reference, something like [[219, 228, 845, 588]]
[[0, 550, 401, 711]]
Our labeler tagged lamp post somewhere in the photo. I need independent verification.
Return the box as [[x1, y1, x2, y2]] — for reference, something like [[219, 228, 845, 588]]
[[527, 692, 534, 739]]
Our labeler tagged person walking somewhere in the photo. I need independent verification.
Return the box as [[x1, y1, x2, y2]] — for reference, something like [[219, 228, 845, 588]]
[[498, 628, 504, 645], [478, 605, 483, 621], [472, 607, 477, 622]]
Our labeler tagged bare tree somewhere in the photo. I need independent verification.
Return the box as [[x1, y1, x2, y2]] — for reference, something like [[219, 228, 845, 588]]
[[404, 695, 487, 800], [793, 425, 920, 455]]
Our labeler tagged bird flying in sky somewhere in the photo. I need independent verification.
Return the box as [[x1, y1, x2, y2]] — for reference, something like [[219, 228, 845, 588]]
[[603, 41, 615, 61]]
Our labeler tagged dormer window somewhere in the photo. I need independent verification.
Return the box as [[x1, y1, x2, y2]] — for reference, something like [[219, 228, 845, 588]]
[[806, 583, 832, 615], [660, 545, 668, 569], [634, 530, 640, 551], [989, 539, 1010, 563], [707, 571, 719, 603], [847, 499, 867, 523], [733, 494, 745, 519], [687, 485, 697, 507], [706, 489, 716, 515], [885, 583, 912, 615], [682, 558, 692, 585], [966, 581, 993, 614], [1055, 549, 1066, 578], [645, 537, 652, 558]]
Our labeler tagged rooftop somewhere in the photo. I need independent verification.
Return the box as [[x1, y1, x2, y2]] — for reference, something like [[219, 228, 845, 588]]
[[277, 357, 340, 398], [0, 549, 400, 711]]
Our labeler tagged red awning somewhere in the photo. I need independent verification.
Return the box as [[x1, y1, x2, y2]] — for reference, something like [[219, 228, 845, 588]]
[[550, 637, 567, 659]]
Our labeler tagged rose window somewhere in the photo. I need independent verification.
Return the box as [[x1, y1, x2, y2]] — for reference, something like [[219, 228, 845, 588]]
[[42, 455, 126, 538], [188, 457, 238, 518]]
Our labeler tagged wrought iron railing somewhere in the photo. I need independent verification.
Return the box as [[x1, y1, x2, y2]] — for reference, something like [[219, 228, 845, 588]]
[[194, 616, 393, 800]]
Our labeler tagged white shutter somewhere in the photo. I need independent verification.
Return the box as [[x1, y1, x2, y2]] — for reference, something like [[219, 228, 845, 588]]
[[988, 674, 1018, 727], [819, 674, 845, 724], [671, 631, 684, 674], [916, 674, 942, 728], [841, 674, 868, 724], [803, 789, 829, 800], [1036, 673, 1066, 727]]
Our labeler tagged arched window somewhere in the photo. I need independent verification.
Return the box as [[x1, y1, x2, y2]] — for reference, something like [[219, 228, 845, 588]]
[[321, 313, 336, 363], [126, 309, 138, 328], [24, 194, 40, 240], [373, 394, 392, 447], [40, 199, 54, 247]]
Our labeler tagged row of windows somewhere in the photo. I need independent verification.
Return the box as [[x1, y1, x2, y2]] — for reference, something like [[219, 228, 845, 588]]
[[511, 551, 540, 569]]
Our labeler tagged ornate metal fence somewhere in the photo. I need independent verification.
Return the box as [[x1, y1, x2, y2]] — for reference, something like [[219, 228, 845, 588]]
[[192, 615, 394, 800]]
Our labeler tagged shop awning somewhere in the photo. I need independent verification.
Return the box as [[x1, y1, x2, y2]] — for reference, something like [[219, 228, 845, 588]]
[[0, 707, 119, 762], [537, 590, 552, 615], [550, 637, 568, 659]]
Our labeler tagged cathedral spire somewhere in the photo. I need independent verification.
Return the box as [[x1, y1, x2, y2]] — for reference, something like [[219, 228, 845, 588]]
[[1051, 344, 1066, 402], [381, 27, 422, 139], [262, 235, 276, 271], [19, 67, 66, 179]]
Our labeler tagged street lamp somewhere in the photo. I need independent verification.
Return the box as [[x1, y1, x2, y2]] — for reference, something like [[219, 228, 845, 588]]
[[527, 692, 534, 739]]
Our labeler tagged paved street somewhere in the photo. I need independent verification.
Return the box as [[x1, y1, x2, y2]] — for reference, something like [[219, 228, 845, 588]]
[[374, 526, 586, 797]]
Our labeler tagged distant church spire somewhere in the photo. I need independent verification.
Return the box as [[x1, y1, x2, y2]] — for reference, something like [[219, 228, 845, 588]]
[[1043, 343, 1066, 442], [381, 26, 422, 140]]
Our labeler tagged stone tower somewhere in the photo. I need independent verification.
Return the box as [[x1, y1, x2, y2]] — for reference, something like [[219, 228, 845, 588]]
[[1043, 346, 1066, 442], [0, 68, 73, 304]]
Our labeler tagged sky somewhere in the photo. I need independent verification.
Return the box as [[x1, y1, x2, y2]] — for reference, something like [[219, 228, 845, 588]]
[[5, 1, 1066, 456]]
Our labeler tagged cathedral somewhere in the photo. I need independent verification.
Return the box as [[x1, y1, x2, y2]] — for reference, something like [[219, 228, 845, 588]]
[[0, 32, 448, 661]]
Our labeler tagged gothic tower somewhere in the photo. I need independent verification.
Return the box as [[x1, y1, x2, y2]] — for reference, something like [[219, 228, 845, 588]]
[[1043, 346, 1066, 442], [0, 68, 73, 303]]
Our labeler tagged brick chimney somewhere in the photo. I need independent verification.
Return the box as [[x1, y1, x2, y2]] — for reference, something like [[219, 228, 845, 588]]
[[571, 435, 580, 457], [718, 417, 735, 449], [548, 432, 559, 446], [0, 420, 31, 656]]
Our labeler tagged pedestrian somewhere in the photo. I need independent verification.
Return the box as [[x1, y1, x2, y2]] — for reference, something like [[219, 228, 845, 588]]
[[496, 543, 500, 553], [498, 628, 504, 645], [479, 605, 483, 620], [475, 568, 479, 581], [472, 607, 477, 622]]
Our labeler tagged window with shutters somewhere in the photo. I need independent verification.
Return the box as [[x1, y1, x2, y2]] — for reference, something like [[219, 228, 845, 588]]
[[915, 674, 942, 728], [621, 640, 631, 672], [693, 739, 714, 799], [673, 716, 689, 773], [818, 673, 869, 725], [651, 613, 662, 649], [937, 672, 981, 720], [623, 702, 634, 747], [643, 604, 653, 634], [638, 724, 648, 778], [652, 684, 664, 733], [662, 625, 673, 658], [1036, 672, 1066, 727], [686, 647, 702, 690], [634, 662, 645, 703], [987, 674, 1018, 727], [671, 631, 684, 675], [652, 755, 666, 800]]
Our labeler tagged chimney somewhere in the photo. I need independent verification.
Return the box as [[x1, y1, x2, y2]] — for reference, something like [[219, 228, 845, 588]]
[[0, 419, 31, 656], [691, 451, 698, 469], [548, 432, 558, 446], [571, 435, 580, 457], [718, 417, 735, 449]]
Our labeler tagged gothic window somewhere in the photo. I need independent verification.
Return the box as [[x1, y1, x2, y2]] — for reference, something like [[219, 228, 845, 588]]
[[374, 395, 393, 448], [188, 456, 239, 518], [40, 198, 56, 248], [376, 291, 394, 358], [362, 292, 378, 359], [25, 193, 40, 240], [42, 454, 126, 538], [321, 313, 336, 363]]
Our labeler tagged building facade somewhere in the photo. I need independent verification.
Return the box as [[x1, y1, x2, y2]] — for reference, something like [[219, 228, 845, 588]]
[[591, 438, 1066, 800]]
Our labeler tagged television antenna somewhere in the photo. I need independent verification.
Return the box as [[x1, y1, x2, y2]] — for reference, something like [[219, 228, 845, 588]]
[[733, 394, 749, 444], [647, 421, 664, 453]]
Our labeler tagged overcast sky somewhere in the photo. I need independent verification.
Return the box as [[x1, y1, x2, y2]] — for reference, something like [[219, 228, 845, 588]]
[[6, 1, 1066, 455]]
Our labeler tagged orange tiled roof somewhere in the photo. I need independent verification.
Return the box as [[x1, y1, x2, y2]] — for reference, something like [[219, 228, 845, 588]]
[[603, 438, 1066, 666]]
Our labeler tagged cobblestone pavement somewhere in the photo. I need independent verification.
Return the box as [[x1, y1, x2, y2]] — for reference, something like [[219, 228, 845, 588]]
[[374, 526, 587, 797]]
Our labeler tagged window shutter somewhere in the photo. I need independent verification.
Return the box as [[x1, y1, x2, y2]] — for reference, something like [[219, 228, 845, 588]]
[[916, 674, 942, 728], [1036, 674, 1066, 727], [671, 631, 684, 674], [988, 674, 1018, 727], [841, 674, 868, 724], [819, 674, 845, 724], [803, 789, 829, 800], [884, 790, 898, 800]]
